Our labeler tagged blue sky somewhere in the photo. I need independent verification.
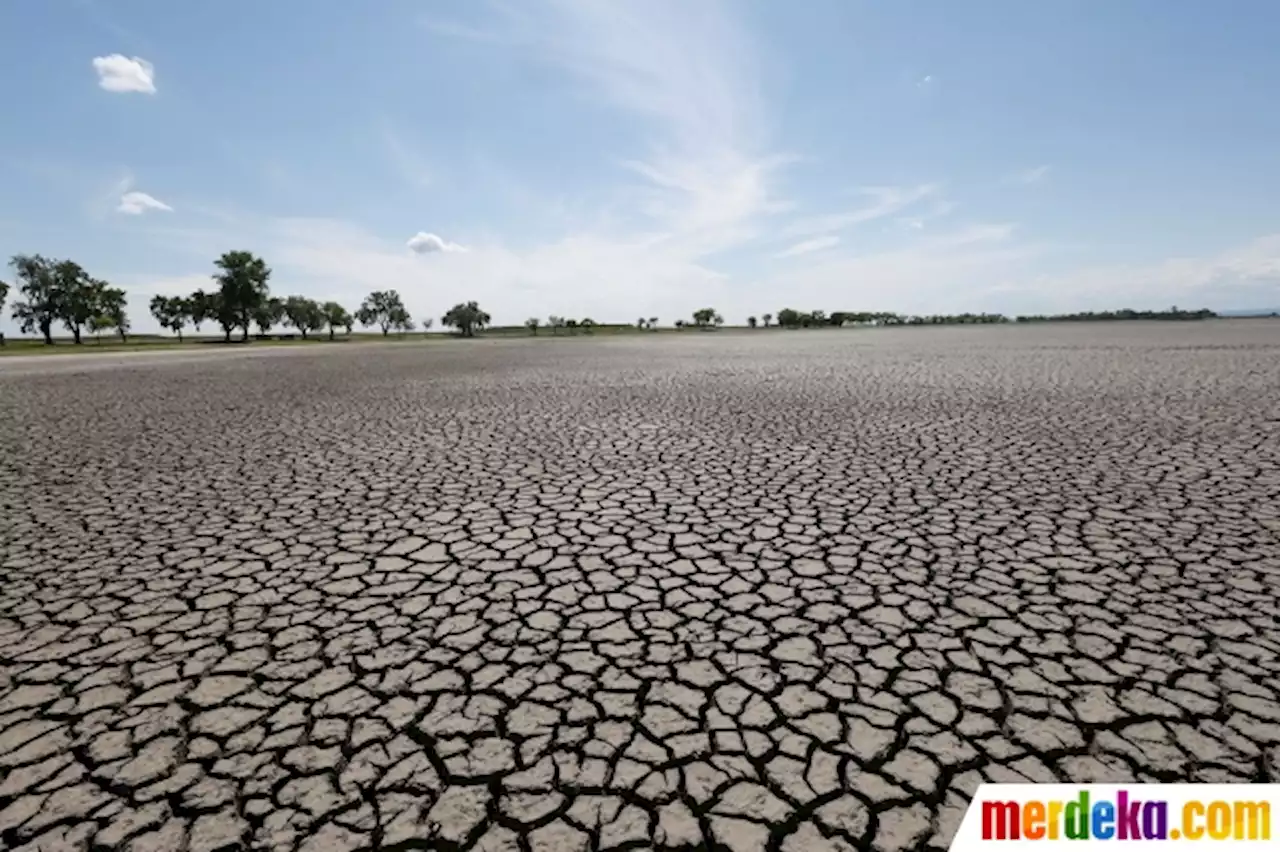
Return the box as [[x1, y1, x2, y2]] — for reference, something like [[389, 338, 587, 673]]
[[3, 0, 1280, 334]]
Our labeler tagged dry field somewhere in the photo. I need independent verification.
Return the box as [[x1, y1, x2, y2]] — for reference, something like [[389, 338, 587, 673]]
[[2, 321, 1279, 851]]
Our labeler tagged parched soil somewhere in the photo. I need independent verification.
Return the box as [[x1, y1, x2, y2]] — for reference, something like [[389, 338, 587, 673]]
[[2, 322, 1279, 851]]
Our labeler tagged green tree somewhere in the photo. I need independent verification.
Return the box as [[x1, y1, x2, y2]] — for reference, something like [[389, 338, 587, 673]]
[[776, 308, 800, 328], [713, 312, 724, 328], [213, 251, 272, 342], [548, 315, 565, 335], [87, 313, 112, 343], [636, 317, 647, 329], [762, 313, 772, 327], [0, 277, 7, 345], [254, 297, 285, 336], [51, 261, 103, 344], [321, 301, 352, 340], [9, 254, 59, 344], [355, 290, 409, 336], [441, 301, 491, 337], [648, 316, 658, 330], [692, 307, 717, 328], [748, 316, 758, 328], [149, 295, 190, 341], [420, 317, 434, 335], [526, 317, 541, 335], [188, 290, 213, 332], [101, 287, 129, 342], [284, 295, 325, 339], [580, 317, 596, 334]]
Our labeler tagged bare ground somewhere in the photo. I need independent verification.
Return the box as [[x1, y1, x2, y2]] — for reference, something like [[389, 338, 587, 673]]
[[2, 321, 1279, 851]]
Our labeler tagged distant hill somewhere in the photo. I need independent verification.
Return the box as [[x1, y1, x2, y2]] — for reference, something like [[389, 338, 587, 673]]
[[1220, 308, 1280, 317]]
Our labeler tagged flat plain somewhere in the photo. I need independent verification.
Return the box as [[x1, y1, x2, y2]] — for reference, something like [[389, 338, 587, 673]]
[[2, 321, 1279, 852]]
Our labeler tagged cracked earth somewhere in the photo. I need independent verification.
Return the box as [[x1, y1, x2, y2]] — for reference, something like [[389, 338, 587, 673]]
[[2, 323, 1279, 851]]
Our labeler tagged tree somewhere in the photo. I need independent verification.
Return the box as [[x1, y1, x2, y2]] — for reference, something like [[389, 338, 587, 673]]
[[636, 317, 647, 329], [284, 295, 325, 339], [321, 302, 352, 341], [674, 319, 685, 329], [810, 309, 827, 326], [548, 315, 565, 335], [648, 317, 658, 330], [208, 292, 237, 342], [762, 313, 772, 327], [526, 317, 541, 335], [0, 277, 7, 345], [441, 301, 491, 337], [748, 316, 758, 328], [713, 312, 724, 328], [421, 317, 434, 334], [52, 261, 102, 344], [87, 313, 113, 343], [356, 290, 409, 336], [580, 317, 596, 334], [213, 251, 271, 342], [777, 308, 800, 328], [101, 287, 129, 342], [150, 295, 191, 341], [565, 318, 578, 333], [254, 297, 285, 336], [188, 290, 213, 332], [691, 308, 717, 328], [9, 254, 58, 344]]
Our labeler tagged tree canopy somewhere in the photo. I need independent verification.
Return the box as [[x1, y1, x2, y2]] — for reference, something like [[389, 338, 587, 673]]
[[213, 250, 272, 342], [442, 301, 491, 337], [356, 290, 410, 336], [7, 254, 129, 345]]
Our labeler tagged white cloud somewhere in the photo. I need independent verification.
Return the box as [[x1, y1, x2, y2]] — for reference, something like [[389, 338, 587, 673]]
[[775, 235, 840, 258], [431, 0, 785, 263], [406, 232, 467, 254], [118, 191, 173, 215], [916, 74, 934, 88], [781, 184, 939, 240], [92, 54, 156, 94], [1007, 165, 1050, 185]]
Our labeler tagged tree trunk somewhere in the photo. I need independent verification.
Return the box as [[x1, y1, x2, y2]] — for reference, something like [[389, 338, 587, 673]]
[[382, 326, 389, 336], [301, 329, 308, 340], [41, 320, 53, 345], [177, 329, 183, 342], [224, 329, 232, 343], [329, 327, 335, 341], [72, 325, 82, 344]]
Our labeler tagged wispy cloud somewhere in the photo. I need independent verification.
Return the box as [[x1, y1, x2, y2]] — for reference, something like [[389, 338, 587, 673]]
[[775, 235, 840, 258], [428, 0, 784, 261], [92, 54, 155, 94], [781, 184, 939, 240], [406, 232, 467, 254], [1006, 165, 1050, 185], [916, 74, 934, 88], [118, 191, 172, 215]]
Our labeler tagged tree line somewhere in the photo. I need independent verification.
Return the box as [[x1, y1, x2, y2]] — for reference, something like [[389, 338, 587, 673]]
[[2, 251, 500, 344], [1, 251, 1222, 345], [0, 255, 130, 344]]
